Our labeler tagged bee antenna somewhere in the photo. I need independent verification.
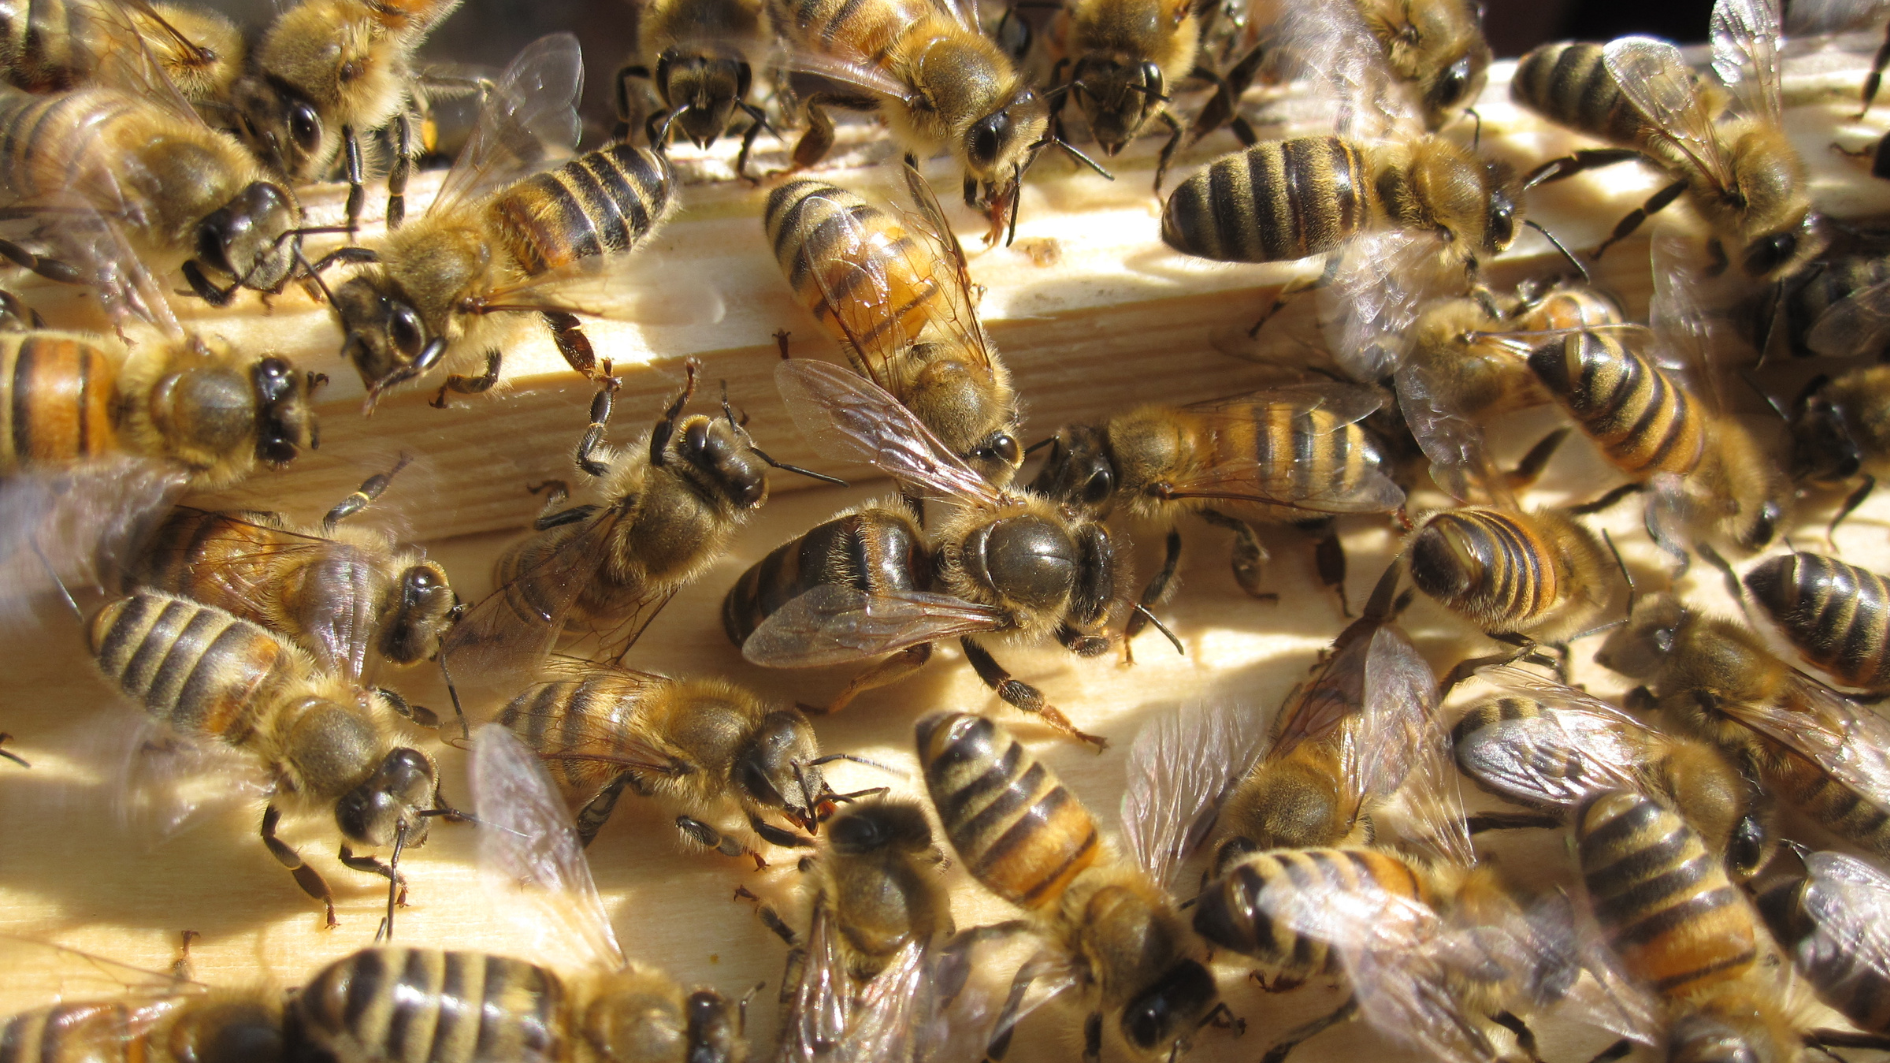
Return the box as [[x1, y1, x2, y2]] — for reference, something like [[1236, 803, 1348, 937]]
[[807, 751, 904, 775], [373, 819, 412, 944], [1466, 107, 1482, 151], [1023, 435, 1057, 455], [1131, 603, 1185, 655], [826, 785, 892, 804], [436, 654, 470, 740], [1044, 135, 1114, 181], [1740, 369, 1792, 423], [748, 444, 848, 487], [293, 246, 340, 308], [1602, 528, 1634, 620], [28, 541, 82, 623], [1523, 220, 1590, 285]]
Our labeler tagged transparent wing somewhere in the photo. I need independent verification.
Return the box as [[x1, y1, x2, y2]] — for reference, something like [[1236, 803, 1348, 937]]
[[1796, 851, 1890, 982], [112, 715, 273, 845], [1726, 675, 1890, 809], [1712, 0, 1784, 122], [1322, 226, 1478, 376], [1515, 891, 1661, 1046], [1259, 0, 1423, 137], [496, 671, 692, 779], [1156, 386, 1406, 514], [1452, 670, 1646, 810], [0, 935, 208, 1010], [1605, 39, 1738, 195], [775, 46, 918, 104], [1355, 625, 1467, 867], [73, 0, 202, 121], [741, 583, 1006, 667], [429, 33, 584, 218], [1120, 699, 1267, 888], [471, 723, 625, 972], [1393, 352, 1514, 507], [780, 898, 852, 1063], [0, 459, 189, 623], [1804, 277, 1890, 359], [775, 359, 1002, 504], [1781, 0, 1888, 34], [840, 939, 930, 1063]]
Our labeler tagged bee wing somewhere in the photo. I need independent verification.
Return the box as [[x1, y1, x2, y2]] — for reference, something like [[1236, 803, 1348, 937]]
[[470, 723, 626, 973], [1119, 699, 1268, 889], [740, 583, 1006, 667], [775, 359, 1003, 504], [1782, 0, 1887, 33], [1804, 276, 1890, 358], [0, 460, 189, 622], [1521, 891, 1663, 1044], [1270, 615, 1379, 761], [429, 33, 584, 219], [893, 161, 998, 373], [1711, 0, 1784, 123], [438, 508, 620, 690], [840, 939, 931, 1063], [1451, 670, 1647, 810], [775, 46, 920, 105], [1795, 851, 1890, 982], [1393, 347, 1514, 507], [0, 936, 209, 1013], [497, 670, 693, 778], [1158, 385, 1406, 513], [1604, 39, 1740, 195], [1353, 625, 1468, 867], [1724, 674, 1890, 810], [779, 897, 853, 1063], [70, 0, 203, 121], [110, 715, 274, 844], [1260, 0, 1423, 137]]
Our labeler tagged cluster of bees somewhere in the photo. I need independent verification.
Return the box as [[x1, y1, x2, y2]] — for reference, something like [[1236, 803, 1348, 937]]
[[19, 0, 1890, 1059]]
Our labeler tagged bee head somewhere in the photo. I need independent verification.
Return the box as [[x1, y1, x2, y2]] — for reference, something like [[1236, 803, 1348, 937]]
[[965, 87, 1049, 193], [1421, 41, 1491, 124], [1027, 423, 1116, 516], [231, 72, 329, 182], [334, 747, 438, 848], [826, 799, 932, 857], [379, 561, 460, 665], [1788, 383, 1861, 486], [1120, 961, 1217, 1056], [250, 355, 316, 467], [334, 276, 443, 405], [1480, 159, 1521, 255], [732, 708, 823, 827], [1068, 58, 1164, 156], [196, 181, 300, 293], [656, 50, 750, 149], [674, 413, 769, 510], [685, 990, 744, 1063], [1595, 593, 1687, 680]]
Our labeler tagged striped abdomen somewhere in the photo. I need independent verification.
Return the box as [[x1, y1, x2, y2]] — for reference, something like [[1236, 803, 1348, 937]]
[[1756, 873, 1890, 1033], [775, 0, 931, 74], [0, 331, 118, 470], [1192, 847, 1427, 975], [1782, 255, 1890, 359], [0, 0, 89, 92], [916, 712, 1100, 911], [1193, 402, 1392, 511], [498, 671, 660, 799], [295, 949, 570, 1063], [124, 509, 305, 621], [1769, 750, 1890, 858], [1745, 552, 1890, 690], [1576, 790, 1757, 997], [1510, 42, 1646, 147], [489, 144, 672, 277], [765, 179, 944, 359], [722, 505, 927, 646], [1450, 695, 1585, 810], [86, 592, 294, 742], [1529, 330, 1705, 478], [1408, 509, 1563, 632], [1161, 137, 1376, 263]]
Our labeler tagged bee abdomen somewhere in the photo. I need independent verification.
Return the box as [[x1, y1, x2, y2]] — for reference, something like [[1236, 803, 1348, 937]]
[[1745, 553, 1890, 690], [1511, 42, 1642, 147], [765, 179, 938, 351], [0, 0, 88, 93], [1576, 790, 1756, 995], [1757, 876, 1890, 1032], [0, 1003, 140, 1063], [916, 712, 1099, 910], [1773, 752, 1890, 857], [1193, 848, 1419, 974], [490, 144, 672, 276], [1409, 509, 1555, 629], [723, 509, 925, 646], [0, 332, 119, 470], [1161, 137, 1373, 263], [498, 674, 646, 793], [87, 593, 291, 740], [295, 948, 568, 1063], [1243, 406, 1387, 506], [1529, 332, 1704, 477]]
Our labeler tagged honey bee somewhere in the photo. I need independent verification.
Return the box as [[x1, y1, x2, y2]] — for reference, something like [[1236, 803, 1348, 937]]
[[443, 363, 836, 689], [1756, 252, 1890, 361], [1351, 0, 1489, 131], [1510, 0, 1824, 281], [740, 360, 1125, 747], [292, 724, 754, 1063], [229, 0, 464, 231], [0, 79, 305, 306], [1210, 561, 1464, 870], [1787, 364, 1890, 534], [1027, 382, 1405, 635], [1573, 788, 1869, 1063], [1596, 593, 1890, 861], [614, 0, 774, 179], [330, 34, 675, 408], [1160, 0, 1521, 355], [915, 710, 1225, 1060], [1398, 297, 1553, 424], [0, 0, 243, 109], [1503, 277, 1628, 332], [497, 662, 844, 861], [1754, 848, 1890, 1040], [1451, 667, 1774, 881], [120, 459, 458, 683], [772, 0, 1062, 236], [1744, 552, 1890, 694], [87, 591, 449, 930], [766, 163, 1021, 486], [1047, 0, 1204, 191]]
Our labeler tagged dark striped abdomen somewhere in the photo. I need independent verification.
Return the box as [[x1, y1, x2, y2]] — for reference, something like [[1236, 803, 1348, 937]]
[[1192, 847, 1426, 974], [1510, 42, 1645, 147], [1529, 330, 1704, 478], [775, 0, 930, 73], [498, 671, 657, 798], [1161, 137, 1375, 263], [86, 592, 292, 742], [0, 331, 118, 470], [489, 144, 672, 277], [124, 510, 301, 624], [0, 0, 90, 93], [764, 179, 943, 360], [916, 712, 1099, 911], [1408, 508, 1559, 631], [1222, 402, 1392, 511], [295, 949, 569, 1063], [1782, 255, 1890, 359], [0, 1002, 141, 1063], [1756, 874, 1890, 1033], [1745, 552, 1890, 690], [1576, 790, 1757, 997], [722, 505, 926, 646], [1770, 751, 1890, 858]]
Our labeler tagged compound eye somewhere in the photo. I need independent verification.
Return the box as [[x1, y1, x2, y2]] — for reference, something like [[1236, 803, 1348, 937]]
[[289, 100, 321, 153], [989, 433, 1022, 469], [1082, 467, 1114, 506], [389, 305, 425, 357], [1486, 192, 1516, 250], [969, 111, 1012, 169], [1745, 231, 1796, 277], [1436, 57, 1472, 106]]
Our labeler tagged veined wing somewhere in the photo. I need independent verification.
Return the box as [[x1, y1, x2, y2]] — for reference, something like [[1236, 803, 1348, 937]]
[[742, 583, 1005, 667], [429, 33, 583, 218], [1120, 699, 1267, 889]]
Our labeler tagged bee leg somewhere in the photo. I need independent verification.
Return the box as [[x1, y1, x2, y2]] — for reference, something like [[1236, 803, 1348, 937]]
[[827, 643, 933, 713], [387, 113, 415, 231], [1247, 254, 1339, 339], [1124, 528, 1184, 652], [1260, 995, 1358, 1063], [1490, 1010, 1543, 1063], [542, 311, 599, 379], [1863, 23, 1890, 118], [791, 97, 837, 172], [1297, 517, 1348, 616], [260, 805, 337, 929], [960, 637, 1108, 749], [1466, 811, 1563, 833], [1591, 179, 1687, 262], [428, 351, 502, 409], [732, 885, 798, 944], [337, 845, 405, 902], [1199, 509, 1276, 603], [574, 772, 634, 847], [1151, 110, 1184, 194], [749, 814, 814, 849], [984, 949, 1062, 1060], [1584, 1039, 1635, 1063], [1828, 474, 1876, 547], [613, 65, 649, 142], [734, 102, 771, 183], [1200, 1001, 1245, 1037], [1520, 148, 1643, 190], [1083, 1012, 1103, 1062], [1567, 481, 1646, 517], [934, 920, 1030, 1005], [341, 125, 365, 234], [1813, 1030, 1890, 1052], [676, 814, 765, 867], [1187, 48, 1262, 148], [181, 262, 241, 306], [1437, 641, 1538, 697], [0, 239, 83, 285], [323, 454, 412, 529], [1248, 970, 1303, 992]]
